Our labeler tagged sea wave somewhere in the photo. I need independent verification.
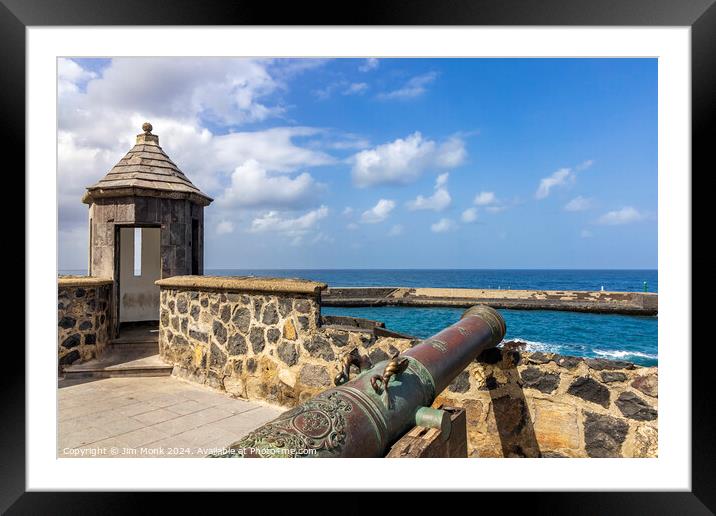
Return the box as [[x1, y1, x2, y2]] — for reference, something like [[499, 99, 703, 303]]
[[502, 338, 562, 354], [503, 340, 658, 362], [593, 349, 658, 360]]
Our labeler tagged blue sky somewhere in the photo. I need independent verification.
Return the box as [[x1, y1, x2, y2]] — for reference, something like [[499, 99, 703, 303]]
[[58, 58, 657, 269]]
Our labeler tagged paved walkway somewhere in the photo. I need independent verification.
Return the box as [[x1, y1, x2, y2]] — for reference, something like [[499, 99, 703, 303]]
[[58, 376, 283, 458]]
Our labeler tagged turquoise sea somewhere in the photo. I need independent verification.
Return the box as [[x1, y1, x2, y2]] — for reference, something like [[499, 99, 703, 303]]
[[322, 306, 657, 366], [59, 269, 658, 366]]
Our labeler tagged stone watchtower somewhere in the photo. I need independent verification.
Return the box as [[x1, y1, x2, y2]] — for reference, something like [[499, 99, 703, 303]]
[[83, 122, 212, 335]]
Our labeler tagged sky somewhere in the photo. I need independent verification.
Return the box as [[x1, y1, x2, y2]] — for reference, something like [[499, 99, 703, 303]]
[[57, 58, 657, 270]]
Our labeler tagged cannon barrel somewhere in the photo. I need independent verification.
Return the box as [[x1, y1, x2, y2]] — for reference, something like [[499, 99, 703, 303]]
[[211, 305, 506, 458]]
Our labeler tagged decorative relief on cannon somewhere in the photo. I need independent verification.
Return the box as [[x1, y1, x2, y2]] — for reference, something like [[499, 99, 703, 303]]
[[211, 392, 353, 458]]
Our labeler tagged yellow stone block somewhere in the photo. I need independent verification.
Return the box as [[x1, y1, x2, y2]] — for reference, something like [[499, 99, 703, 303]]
[[193, 345, 203, 367], [532, 399, 580, 451], [632, 425, 658, 458], [278, 368, 297, 389], [283, 319, 297, 340]]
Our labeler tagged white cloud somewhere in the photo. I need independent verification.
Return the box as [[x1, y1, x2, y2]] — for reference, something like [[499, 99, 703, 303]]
[[435, 172, 449, 188], [270, 58, 330, 79], [315, 80, 369, 99], [461, 208, 478, 223], [535, 160, 593, 200], [72, 58, 282, 126], [58, 59, 332, 164], [388, 224, 404, 236], [218, 159, 323, 210], [361, 199, 396, 223], [58, 58, 97, 95], [250, 206, 329, 236], [565, 196, 592, 212], [351, 132, 466, 187], [377, 72, 438, 100], [57, 130, 123, 228], [474, 191, 497, 206], [210, 127, 335, 174], [343, 82, 368, 95], [60, 120, 335, 229], [347, 223, 359, 231], [576, 159, 595, 171], [407, 173, 452, 212], [313, 83, 338, 100], [597, 206, 646, 225], [431, 218, 456, 233], [342, 207, 354, 216], [216, 220, 235, 235], [535, 168, 573, 199], [471, 191, 507, 213], [580, 229, 593, 238], [56, 57, 341, 266], [56, 58, 339, 237], [359, 58, 379, 72], [434, 136, 467, 168]]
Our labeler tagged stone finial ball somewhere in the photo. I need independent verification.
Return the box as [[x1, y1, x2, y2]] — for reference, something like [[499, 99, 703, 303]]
[[142, 122, 153, 134]]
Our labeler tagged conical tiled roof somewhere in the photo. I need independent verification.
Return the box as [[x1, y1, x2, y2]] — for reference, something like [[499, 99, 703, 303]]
[[83, 122, 212, 206]]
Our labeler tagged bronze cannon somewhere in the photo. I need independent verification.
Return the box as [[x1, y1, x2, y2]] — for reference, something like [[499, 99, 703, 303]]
[[210, 305, 506, 458]]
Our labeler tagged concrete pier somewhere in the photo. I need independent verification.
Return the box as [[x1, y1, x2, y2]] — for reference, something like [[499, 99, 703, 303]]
[[321, 287, 658, 316]]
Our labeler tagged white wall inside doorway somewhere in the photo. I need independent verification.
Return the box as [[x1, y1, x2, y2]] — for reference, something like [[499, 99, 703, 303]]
[[119, 227, 161, 322]]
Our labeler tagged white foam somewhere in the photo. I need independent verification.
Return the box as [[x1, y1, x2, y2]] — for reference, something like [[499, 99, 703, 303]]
[[502, 339, 658, 361], [593, 349, 658, 360], [501, 338, 561, 354]]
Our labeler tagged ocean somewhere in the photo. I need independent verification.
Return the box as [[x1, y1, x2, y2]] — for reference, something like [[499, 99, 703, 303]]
[[59, 268, 658, 366], [206, 268, 658, 293], [322, 306, 657, 366]]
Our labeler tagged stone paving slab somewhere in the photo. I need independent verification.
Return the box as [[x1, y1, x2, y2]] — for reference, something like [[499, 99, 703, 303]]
[[58, 376, 283, 458]]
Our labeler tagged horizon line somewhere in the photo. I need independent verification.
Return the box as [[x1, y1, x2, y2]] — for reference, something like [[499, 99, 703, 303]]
[[58, 266, 658, 272]]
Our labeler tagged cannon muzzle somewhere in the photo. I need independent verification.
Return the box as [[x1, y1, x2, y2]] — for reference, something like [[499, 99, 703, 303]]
[[211, 304, 506, 458]]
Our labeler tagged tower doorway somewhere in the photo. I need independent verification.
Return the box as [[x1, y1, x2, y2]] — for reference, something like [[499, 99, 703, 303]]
[[117, 226, 161, 328]]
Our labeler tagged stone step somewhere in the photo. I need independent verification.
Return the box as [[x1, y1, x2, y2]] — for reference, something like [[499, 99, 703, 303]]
[[109, 340, 159, 352], [108, 329, 159, 353], [62, 349, 172, 380], [110, 334, 158, 345]]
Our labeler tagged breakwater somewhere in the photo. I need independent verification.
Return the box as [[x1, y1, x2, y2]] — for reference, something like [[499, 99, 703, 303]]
[[321, 287, 657, 316]]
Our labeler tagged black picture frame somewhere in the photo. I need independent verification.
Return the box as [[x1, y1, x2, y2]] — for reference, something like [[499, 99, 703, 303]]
[[5, 0, 711, 512]]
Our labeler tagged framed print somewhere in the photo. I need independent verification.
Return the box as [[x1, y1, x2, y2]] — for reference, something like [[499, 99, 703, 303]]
[[7, 0, 712, 511]]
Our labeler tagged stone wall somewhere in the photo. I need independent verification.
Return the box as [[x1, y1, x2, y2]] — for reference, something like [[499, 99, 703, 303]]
[[434, 345, 658, 458], [58, 276, 113, 368], [157, 276, 382, 406], [156, 276, 657, 458]]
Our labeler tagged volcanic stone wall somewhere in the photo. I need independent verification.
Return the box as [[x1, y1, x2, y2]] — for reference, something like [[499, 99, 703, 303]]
[[435, 345, 658, 458], [58, 277, 113, 368], [156, 276, 411, 407]]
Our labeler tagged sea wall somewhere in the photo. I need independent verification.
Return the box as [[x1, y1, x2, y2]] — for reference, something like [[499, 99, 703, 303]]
[[156, 276, 657, 458], [322, 287, 658, 315], [58, 276, 113, 368], [156, 276, 409, 405]]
